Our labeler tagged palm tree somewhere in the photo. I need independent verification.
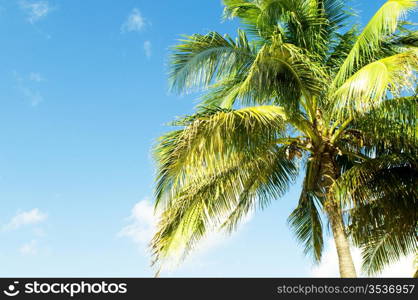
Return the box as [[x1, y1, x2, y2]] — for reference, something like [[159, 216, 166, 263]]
[[151, 0, 417, 277]]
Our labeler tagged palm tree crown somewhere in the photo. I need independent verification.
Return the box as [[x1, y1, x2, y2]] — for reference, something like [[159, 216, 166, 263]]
[[151, 0, 417, 277]]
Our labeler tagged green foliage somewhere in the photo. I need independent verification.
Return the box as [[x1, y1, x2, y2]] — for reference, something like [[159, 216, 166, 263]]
[[332, 0, 417, 87], [334, 153, 417, 274], [169, 30, 255, 94], [333, 51, 417, 117], [288, 157, 325, 262], [344, 96, 418, 154], [154, 106, 289, 208]]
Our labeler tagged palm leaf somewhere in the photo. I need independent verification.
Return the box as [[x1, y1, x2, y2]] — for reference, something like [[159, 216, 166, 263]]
[[332, 0, 417, 87], [333, 96, 418, 156], [152, 144, 298, 272], [237, 40, 328, 109], [360, 230, 417, 275], [288, 157, 325, 262], [154, 106, 289, 209], [336, 153, 417, 274], [332, 50, 418, 116], [170, 30, 254, 93], [332, 153, 417, 207]]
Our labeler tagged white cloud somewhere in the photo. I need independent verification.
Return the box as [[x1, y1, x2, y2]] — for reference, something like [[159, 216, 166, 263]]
[[19, 240, 38, 255], [19, 0, 52, 24], [121, 8, 146, 33], [13, 71, 45, 107], [29, 72, 44, 82], [4, 209, 47, 231], [119, 199, 157, 246], [144, 41, 152, 58], [310, 239, 415, 277]]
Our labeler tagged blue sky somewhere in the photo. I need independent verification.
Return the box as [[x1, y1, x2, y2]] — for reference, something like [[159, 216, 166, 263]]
[[0, 0, 415, 277]]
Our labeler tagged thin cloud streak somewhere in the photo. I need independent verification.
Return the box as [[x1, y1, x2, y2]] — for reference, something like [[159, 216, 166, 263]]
[[20, 240, 38, 255], [144, 41, 152, 58], [13, 71, 46, 107], [19, 0, 52, 24]]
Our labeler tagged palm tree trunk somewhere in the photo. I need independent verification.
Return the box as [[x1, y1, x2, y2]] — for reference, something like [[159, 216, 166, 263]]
[[322, 150, 357, 278], [326, 203, 357, 277]]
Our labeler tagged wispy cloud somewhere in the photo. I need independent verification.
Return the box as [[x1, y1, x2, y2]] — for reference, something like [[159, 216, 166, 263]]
[[21, 87, 44, 106], [3, 208, 49, 256], [144, 41, 152, 58], [29, 72, 45, 82], [19, 240, 38, 255], [310, 239, 416, 277], [13, 71, 46, 106], [19, 0, 52, 24], [4, 208, 48, 231], [121, 8, 146, 33]]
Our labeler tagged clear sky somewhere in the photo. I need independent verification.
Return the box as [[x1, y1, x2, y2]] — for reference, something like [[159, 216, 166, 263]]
[[0, 0, 415, 277]]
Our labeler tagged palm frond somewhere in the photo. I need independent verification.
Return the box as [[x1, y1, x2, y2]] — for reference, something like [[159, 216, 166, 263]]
[[326, 26, 359, 72], [321, 0, 351, 34], [152, 144, 298, 272], [332, 0, 417, 87], [348, 164, 417, 275], [223, 0, 261, 23], [224, 0, 345, 55], [154, 106, 289, 209], [347, 96, 417, 153], [288, 157, 325, 262], [332, 153, 417, 207], [395, 29, 418, 48], [335, 152, 417, 275], [359, 229, 417, 275], [332, 50, 418, 116], [221, 145, 299, 232], [196, 78, 244, 110], [237, 40, 328, 109], [382, 28, 418, 54], [170, 30, 255, 93]]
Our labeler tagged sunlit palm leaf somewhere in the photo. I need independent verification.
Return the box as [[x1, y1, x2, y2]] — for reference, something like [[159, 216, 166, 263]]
[[224, 0, 349, 55], [238, 41, 328, 108], [170, 30, 254, 93], [333, 0, 417, 87], [152, 144, 298, 272], [333, 50, 418, 116], [154, 106, 289, 209]]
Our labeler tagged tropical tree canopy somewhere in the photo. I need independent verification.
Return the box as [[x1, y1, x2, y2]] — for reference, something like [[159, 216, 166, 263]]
[[151, 0, 418, 276]]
